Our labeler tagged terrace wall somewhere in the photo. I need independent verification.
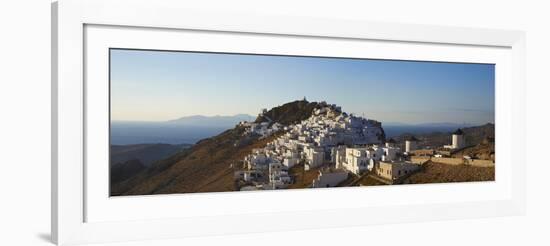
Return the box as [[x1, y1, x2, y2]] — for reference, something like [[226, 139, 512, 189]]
[[411, 156, 495, 167]]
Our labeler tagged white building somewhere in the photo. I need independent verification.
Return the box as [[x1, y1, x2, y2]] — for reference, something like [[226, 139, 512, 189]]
[[312, 170, 348, 188], [405, 136, 419, 153], [381, 146, 399, 162], [443, 129, 466, 149], [304, 146, 324, 169], [268, 162, 292, 188], [343, 147, 369, 174], [282, 157, 299, 168], [376, 161, 420, 181], [452, 129, 465, 149], [234, 170, 264, 182], [334, 145, 347, 168], [337, 146, 392, 174]]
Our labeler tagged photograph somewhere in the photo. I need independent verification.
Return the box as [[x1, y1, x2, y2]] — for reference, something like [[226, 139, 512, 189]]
[[3, 0, 539, 245], [109, 48, 495, 196]]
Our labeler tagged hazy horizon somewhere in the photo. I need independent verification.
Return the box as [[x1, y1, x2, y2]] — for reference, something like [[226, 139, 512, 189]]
[[110, 112, 492, 127], [111, 49, 495, 125]]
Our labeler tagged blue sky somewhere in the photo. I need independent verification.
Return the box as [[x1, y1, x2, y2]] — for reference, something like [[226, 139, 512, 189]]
[[110, 49, 495, 125]]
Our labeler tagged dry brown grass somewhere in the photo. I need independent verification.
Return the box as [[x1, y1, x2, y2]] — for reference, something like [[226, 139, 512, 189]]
[[287, 164, 324, 189], [452, 143, 495, 161], [112, 129, 286, 196], [403, 161, 495, 184], [354, 174, 388, 186]]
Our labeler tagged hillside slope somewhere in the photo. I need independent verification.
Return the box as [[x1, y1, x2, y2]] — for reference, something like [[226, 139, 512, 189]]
[[110, 159, 146, 184], [451, 140, 495, 160], [403, 161, 495, 184], [110, 143, 191, 166], [111, 100, 318, 196]]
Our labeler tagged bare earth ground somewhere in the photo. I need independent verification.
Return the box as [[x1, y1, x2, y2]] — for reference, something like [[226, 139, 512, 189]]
[[452, 142, 495, 161], [403, 161, 495, 184], [284, 160, 493, 189], [288, 165, 389, 189], [355, 174, 388, 186]]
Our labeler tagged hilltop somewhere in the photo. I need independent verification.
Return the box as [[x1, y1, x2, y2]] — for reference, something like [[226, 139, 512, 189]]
[[255, 100, 321, 125], [111, 100, 321, 195]]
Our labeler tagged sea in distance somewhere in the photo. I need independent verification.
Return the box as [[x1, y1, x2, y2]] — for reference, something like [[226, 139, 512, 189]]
[[111, 120, 471, 146]]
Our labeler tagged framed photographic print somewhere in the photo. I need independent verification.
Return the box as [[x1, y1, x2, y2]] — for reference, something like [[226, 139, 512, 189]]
[[109, 48, 496, 196], [52, 0, 526, 245]]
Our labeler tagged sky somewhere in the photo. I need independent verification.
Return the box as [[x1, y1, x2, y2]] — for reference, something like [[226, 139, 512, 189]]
[[110, 49, 495, 125]]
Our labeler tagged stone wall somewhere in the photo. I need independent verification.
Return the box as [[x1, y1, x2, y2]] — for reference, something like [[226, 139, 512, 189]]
[[410, 156, 495, 167]]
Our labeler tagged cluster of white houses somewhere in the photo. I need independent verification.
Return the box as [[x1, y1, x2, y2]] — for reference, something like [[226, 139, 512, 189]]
[[239, 110, 283, 139], [234, 102, 425, 190]]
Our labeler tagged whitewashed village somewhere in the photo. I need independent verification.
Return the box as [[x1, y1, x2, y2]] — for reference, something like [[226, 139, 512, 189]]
[[233, 100, 495, 191]]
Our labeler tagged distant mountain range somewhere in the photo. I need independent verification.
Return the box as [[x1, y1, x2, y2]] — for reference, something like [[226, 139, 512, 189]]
[[111, 114, 255, 145], [166, 114, 255, 127], [113, 114, 255, 127]]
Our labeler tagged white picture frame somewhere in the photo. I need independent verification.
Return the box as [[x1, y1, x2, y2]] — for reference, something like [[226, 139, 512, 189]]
[[52, 0, 526, 245]]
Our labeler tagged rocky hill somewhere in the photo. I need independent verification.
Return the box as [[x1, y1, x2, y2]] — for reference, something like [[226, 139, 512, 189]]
[[255, 99, 321, 125], [111, 100, 316, 196]]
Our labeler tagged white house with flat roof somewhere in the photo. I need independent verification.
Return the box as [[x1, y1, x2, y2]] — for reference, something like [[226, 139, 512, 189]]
[[337, 146, 389, 174], [304, 146, 324, 169], [342, 147, 370, 174], [382, 146, 399, 162], [376, 161, 420, 181], [312, 170, 348, 188]]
